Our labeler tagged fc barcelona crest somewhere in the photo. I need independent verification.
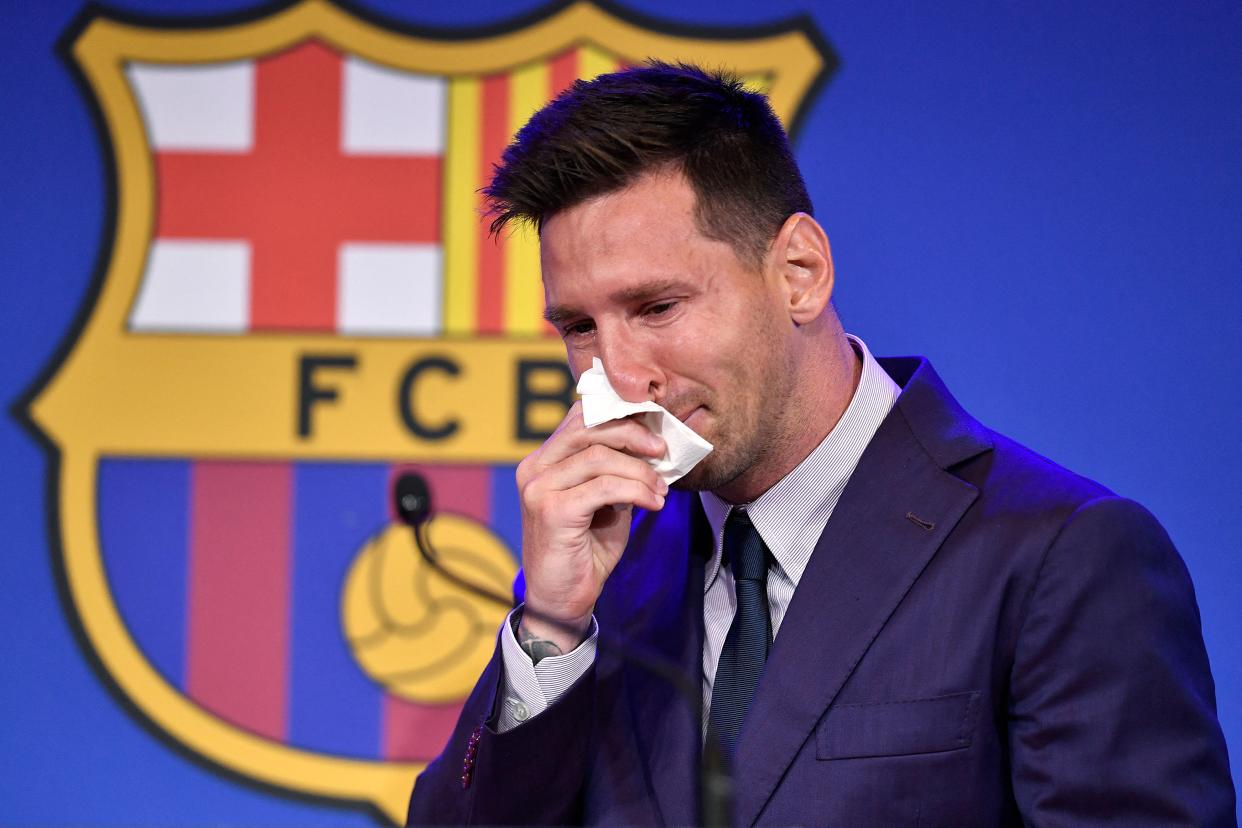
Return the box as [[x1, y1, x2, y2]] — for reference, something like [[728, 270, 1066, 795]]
[[25, 0, 833, 821]]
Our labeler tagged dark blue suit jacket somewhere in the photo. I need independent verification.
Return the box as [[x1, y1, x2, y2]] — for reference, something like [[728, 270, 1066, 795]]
[[409, 357, 1235, 825]]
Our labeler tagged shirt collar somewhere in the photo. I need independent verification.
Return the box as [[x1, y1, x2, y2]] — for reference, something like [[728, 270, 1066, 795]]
[[699, 334, 901, 590]]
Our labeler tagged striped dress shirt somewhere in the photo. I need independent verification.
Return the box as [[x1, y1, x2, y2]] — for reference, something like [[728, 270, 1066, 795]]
[[497, 335, 900, 733]]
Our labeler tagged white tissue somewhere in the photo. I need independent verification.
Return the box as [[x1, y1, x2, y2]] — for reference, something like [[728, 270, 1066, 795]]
[[575, 357, 714, 485]]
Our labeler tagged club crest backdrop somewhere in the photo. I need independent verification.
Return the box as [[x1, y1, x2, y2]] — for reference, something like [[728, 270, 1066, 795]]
[[3, 1, 1240, 825]]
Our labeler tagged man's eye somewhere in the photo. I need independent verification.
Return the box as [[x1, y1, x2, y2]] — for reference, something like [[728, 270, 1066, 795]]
[[563, 321, 595, 337], [645, 302, 676, 316]]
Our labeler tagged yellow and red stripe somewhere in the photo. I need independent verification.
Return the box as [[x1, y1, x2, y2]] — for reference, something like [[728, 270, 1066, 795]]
[[442, 45, 620, 338]]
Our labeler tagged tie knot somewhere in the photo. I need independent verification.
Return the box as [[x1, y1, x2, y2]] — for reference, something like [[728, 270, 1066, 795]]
[[723, 509, 768, 582]]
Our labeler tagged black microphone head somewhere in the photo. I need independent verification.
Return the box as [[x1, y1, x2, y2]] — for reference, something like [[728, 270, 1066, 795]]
[[393, 471, 433, 527]]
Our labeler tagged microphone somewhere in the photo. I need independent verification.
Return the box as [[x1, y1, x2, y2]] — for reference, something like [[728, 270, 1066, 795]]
[[394, 470, 511, 607], [393, 472, 433, 527], [391, 470, 731, 827]]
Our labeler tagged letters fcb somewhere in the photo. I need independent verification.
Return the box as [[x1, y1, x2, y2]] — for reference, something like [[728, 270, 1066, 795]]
[[296, 351, 575, 445]]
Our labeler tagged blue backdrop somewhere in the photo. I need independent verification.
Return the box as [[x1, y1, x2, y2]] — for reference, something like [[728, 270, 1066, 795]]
[[2, 0, 1239, 823]]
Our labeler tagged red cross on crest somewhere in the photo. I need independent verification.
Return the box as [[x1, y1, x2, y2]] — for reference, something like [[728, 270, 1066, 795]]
[[155, 41, 442, 331]]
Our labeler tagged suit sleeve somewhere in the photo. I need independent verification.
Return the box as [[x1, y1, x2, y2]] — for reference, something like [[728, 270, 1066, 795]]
[[406, 637, 597, 826], [1008, 496, 1236, 825], [499, 607, 599, 731]]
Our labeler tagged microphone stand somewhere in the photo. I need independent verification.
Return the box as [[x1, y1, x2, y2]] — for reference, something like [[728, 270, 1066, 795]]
[[394, 472, 732, 827]]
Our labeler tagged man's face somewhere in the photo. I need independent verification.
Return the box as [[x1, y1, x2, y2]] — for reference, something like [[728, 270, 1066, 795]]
[[540, 170, 800, 495]]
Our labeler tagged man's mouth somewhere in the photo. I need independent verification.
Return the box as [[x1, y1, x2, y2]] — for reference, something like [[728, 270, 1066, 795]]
[[676, 405, 706, 427]]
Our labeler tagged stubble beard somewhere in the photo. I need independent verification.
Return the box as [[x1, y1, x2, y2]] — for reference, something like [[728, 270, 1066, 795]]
[[673, 333, 800, 499], [674, 432, 754, 493], [672, 380, 784, 496]]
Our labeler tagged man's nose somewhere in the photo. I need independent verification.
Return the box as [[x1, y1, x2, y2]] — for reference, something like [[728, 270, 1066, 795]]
[[598, 335, 660, 403]]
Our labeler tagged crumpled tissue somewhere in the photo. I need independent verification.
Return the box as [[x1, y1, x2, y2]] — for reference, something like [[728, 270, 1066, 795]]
[[575, 357, 714, 485]]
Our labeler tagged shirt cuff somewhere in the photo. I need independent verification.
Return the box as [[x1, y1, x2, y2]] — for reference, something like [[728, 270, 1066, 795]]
[[497, 605, 598, 732]]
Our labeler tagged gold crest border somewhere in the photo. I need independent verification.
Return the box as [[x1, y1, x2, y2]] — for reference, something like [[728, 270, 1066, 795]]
[[29, 0, 832, 822]]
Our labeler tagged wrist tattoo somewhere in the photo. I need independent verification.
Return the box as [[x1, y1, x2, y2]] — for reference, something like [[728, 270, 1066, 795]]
[[517, 625, 564, 665]]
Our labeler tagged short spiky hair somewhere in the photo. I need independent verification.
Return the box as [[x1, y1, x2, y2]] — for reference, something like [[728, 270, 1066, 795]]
[[483, 61, 813, 268]]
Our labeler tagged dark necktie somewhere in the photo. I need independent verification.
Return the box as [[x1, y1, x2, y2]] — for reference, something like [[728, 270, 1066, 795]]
[[709, 508, 772, 761]]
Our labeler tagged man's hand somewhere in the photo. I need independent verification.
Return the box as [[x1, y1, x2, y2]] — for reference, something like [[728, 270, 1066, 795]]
[[515, 401, 668, 656]]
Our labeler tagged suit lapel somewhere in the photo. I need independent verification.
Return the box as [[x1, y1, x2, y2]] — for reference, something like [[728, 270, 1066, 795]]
[[733, 361, 988, 826]]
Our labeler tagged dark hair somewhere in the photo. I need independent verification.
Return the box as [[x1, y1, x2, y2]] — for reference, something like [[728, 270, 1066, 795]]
[[484, 61, 813, 268]]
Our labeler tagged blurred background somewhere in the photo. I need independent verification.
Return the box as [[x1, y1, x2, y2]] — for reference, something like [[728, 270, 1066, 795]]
[[2, 0, 1239, 824]]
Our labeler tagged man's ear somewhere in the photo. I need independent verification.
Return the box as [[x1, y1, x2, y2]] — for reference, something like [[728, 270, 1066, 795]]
[[771, 213, 834, 325]]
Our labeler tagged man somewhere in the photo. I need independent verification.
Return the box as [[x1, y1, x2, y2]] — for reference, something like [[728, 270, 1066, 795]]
[[408, 63, 1234, 825]]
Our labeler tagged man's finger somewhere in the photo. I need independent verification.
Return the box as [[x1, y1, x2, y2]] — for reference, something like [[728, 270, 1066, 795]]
[[567, 474, 667, 516], [538, 412, 667, 467], [533, 443, 667, 498]]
